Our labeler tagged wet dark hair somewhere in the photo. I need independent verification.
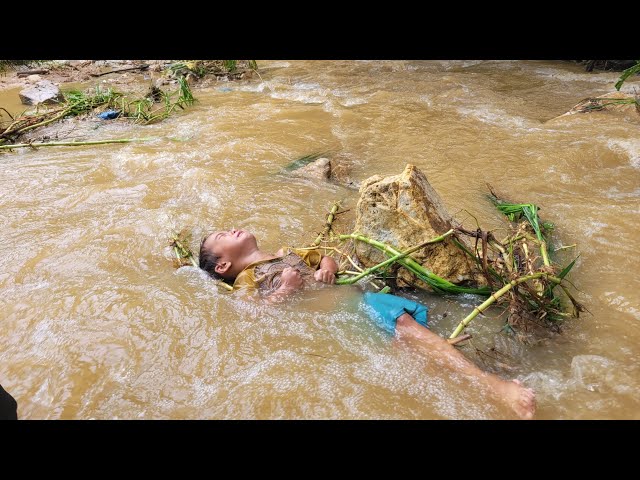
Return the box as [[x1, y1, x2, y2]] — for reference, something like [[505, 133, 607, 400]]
[[199, 233, 224, 281]]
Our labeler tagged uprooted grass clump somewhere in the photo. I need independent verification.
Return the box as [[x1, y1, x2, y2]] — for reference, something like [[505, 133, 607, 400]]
[[310, 188, 584, 341], [166, 60, 258, 81], [0, 78, 195, 147]]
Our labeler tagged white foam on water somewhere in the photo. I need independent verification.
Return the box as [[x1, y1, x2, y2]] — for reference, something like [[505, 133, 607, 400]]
[[606, 138, 640, 168], [457, 105, 532, 130], [603, 291, 640, 321]]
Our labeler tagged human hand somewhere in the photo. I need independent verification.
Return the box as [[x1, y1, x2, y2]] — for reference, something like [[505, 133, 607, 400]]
[[314, 268, 336, 284], [280, 267, 304, 291], [362, 292, 429, 333]]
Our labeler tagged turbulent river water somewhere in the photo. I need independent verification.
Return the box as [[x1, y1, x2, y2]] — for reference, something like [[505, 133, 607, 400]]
[[1, 60, 638, 419]]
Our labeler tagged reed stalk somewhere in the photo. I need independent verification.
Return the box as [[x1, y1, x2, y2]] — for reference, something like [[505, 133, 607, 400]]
[[337, 231, 490, 295], [0, 138, 152, 150], [313, 202, 340, 246], [335, 235, 448, 285], [449, 272, 562, 338]]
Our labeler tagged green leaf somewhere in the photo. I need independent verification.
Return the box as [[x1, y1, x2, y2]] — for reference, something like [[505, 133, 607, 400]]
[[558, 255, 580, 280], [615, 61, 640, 91]]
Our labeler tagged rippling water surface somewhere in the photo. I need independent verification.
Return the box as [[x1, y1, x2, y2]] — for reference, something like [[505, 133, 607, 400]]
[[1, 60, 638, 419]]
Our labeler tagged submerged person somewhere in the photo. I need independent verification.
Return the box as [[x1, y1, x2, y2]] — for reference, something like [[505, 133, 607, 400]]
[[199, 228, 338, 302], [198, 227, 536, 419], [362, 292, 536, 420]]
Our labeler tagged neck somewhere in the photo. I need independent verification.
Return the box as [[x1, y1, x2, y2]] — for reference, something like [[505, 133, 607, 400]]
[[231, 248, 277, 279], [245, 249, 276, 265]]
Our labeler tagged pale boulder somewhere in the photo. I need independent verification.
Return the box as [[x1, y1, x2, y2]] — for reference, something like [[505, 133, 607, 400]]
[[354, 164, 481, 289], [19, 80, 63, 105]]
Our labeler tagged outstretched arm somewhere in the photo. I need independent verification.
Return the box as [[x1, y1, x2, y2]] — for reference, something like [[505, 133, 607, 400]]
[[314, 256, 338, 284]]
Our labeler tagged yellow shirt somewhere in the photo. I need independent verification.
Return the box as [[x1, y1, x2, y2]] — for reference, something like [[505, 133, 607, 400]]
[[233, 247, 322, 291]]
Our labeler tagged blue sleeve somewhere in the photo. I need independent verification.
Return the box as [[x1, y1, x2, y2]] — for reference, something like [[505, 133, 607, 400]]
[[362, 292, 429, 334]]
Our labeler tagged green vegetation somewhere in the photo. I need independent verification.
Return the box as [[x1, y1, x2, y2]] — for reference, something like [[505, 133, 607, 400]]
[[0, 80, 195, 146], [615, 60, 640, 91], [283, 151, 333, 171], [167, 60, 258, 79], [311, 187, 583, 340]]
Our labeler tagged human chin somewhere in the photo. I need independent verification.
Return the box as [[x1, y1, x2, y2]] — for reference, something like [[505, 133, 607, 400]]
[[238, 230, 255, 240]]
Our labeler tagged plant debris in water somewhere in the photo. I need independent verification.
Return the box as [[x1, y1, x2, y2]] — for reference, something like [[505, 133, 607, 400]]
[[283, 151, 333, 171], [0, 79, 195, 146], [311, 188, 584, 342], [166, 60, 258, 81], [172, 186, 584, 342]]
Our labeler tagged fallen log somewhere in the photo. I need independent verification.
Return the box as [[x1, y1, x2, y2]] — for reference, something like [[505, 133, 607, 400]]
[[17, 69, 49, 77]]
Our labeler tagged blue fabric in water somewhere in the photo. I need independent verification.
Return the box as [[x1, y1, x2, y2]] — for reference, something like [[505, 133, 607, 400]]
[[97, 110, 121, 120], [362, 292, 428, 334]]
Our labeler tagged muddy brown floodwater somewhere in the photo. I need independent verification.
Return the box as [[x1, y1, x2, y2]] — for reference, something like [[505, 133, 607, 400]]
[[1, 60, 638, 419]]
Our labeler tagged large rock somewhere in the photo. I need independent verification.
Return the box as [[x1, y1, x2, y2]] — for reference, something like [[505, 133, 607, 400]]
[[296, 157, 331, 179], [19, 80, 63, 105], [354, 164, 481, 289], [292, 157, 357, 189]]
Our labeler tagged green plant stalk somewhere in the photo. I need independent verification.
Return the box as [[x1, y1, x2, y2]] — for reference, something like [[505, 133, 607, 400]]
[[451, 237, 505, 281], [514, 229, 552, 268], [539, 241, 551, 267], [313, 202, 340, 246], [494, 200, 551, 268], [11, 108, 76, 135], [337, 230, 489, 294], [0, 138, 153, 150], [520, 205, 550, 267], [393, 256, 490, 295], [449, 272, 562, 338], [335, 235, 448, 285], [364, 232, 489, 294], [174, 246, 198, 268], [1, 108, 67, 139]]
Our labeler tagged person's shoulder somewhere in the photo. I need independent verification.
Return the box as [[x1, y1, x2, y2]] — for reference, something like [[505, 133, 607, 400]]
[[234, 266, 259, 289]]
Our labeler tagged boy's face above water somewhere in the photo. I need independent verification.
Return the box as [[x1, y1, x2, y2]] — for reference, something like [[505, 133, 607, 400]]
[[203, 228, 257, 261]]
